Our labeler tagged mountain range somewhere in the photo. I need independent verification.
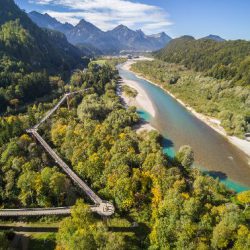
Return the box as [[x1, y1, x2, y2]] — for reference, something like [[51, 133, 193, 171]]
[[28, 11, 74, 34], [28, 11, 172, 54]]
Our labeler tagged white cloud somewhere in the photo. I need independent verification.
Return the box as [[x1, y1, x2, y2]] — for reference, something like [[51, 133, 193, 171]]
[[30, 0, 173, 33]]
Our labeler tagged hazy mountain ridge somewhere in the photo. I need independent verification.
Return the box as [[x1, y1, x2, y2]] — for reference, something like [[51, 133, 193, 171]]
[[148, 32, 172, 45], [106, 25, 172, 51], [201, 34, 226, 42], [28, 11, 74, 34], [66, 19, 124, 54], [28, 11, 173, 53]]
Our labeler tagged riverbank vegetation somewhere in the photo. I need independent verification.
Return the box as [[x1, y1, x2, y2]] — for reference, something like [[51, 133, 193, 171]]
[[122, 85, 138, 98], [91, 57, 127, 67], [131, 59, 250, 137]]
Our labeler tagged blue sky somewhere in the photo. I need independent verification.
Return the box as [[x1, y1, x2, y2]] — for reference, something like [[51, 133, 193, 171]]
[[15, 0, 250, 40]]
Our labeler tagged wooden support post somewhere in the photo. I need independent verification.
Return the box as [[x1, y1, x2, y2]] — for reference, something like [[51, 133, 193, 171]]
[[67, 95, 70, 110], [103, 216, 108, 227]]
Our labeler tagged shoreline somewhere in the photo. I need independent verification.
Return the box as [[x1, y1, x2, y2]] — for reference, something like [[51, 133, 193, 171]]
[[120, 61, 156, 118], [117, 68, 156, 133], [125, 59, 250, 158]]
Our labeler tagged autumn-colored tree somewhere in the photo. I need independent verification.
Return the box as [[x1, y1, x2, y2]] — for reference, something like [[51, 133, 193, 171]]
[[237, 190, 250, 212]]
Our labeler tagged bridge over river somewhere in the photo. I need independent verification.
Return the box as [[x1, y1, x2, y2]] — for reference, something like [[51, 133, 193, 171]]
[[0, 90, 115, 217]]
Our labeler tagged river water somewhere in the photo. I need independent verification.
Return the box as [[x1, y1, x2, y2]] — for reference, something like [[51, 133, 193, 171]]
[[119, 65, 250, 192]]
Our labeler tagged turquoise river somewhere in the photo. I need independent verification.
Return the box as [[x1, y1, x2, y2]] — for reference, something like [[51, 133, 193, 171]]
[[118, 64, 250, 193]]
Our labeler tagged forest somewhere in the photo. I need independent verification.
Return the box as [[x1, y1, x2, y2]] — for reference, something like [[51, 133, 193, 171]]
[[155, 36, 250, 86], [131, 59, 250, 138], [0, 60, 250, 249], [0, 0, 88, 114]]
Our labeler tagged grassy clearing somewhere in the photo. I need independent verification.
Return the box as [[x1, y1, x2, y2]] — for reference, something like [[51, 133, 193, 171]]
[[92, 59, 107, 65], [28, 233, 56, 250]]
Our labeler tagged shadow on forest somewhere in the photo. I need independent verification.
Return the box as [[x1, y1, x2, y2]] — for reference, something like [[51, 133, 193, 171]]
[[108, 214, 150, 237], [204, 170, 228, 180], [109, 222, 150, 237], [0, 225, 58, 232], [109, 226, 137, 233]]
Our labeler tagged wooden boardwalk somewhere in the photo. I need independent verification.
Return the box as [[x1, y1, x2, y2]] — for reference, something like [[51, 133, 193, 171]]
[[0, 91, 115, 217], [0, 208, 71, 217]]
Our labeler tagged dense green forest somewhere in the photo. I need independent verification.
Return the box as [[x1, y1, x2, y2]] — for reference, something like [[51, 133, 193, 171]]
[[155, 36, 250, 86], [0, 0, 87, 113], [131, 59, 250, 137], [1, 60, 250, 249]]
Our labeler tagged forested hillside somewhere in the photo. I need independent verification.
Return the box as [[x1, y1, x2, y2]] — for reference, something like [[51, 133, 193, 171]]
[[0, 0, 86, 113], [155, 36, 250, 86]]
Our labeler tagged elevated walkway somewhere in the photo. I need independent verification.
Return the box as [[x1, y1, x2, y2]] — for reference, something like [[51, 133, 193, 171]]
[[0, 91, 115, 217]]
